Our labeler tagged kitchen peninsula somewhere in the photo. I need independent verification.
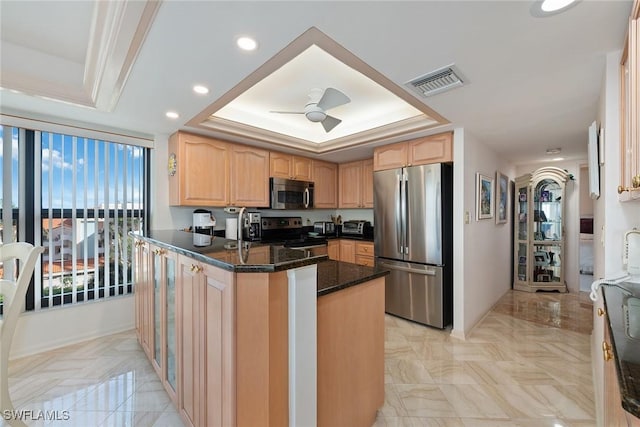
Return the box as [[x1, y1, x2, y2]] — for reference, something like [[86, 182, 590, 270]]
[[131, 230, 388, 427]]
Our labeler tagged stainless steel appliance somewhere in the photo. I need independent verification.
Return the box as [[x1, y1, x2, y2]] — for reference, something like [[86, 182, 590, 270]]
[[242, 212, 262, 241], [261, 216, 328, 248], [342, 220, 372, 236], [270, 178, 314, 210], [313, 221, 335, 236], [374, 163, 453, 328]]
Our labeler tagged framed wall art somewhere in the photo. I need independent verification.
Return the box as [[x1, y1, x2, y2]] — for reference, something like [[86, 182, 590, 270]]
[[495, 171, 509, 224], [476, 173, 494, 220]]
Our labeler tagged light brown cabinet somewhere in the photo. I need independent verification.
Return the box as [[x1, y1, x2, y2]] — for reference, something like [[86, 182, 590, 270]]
[[169, 132, 230, 206], [230, 145, 270, 207], [619, 1, 640, 200], [176, 255, 235, 427], [269, 152, 313, 181], [169, 131, 269, 208], [373, 132, 453, 171], [134, 240, 152, 359], [336, 239, 374, 266], [338, 159, 373, 208], [327, 239, 340, 260], [312, 160, 338, 208]]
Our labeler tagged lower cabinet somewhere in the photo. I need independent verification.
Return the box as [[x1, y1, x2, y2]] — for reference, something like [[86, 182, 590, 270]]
[[336, 239, 374, 266], [176, 255, 235, 427], [327, 240, 340, 260]]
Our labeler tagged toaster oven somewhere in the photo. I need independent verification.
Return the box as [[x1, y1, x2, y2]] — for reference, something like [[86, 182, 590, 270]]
[[342, 220, 371, 236], [313, 221, 335, 236]]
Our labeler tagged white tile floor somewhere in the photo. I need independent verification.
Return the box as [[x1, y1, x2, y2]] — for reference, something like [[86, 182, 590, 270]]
[[3, 290, 595, 427]]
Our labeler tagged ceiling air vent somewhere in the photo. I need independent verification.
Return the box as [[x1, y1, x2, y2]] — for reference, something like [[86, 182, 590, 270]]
[[407, 64, 465, 97]]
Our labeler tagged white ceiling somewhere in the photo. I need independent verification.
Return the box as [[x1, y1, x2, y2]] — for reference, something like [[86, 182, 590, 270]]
[[0, 0, 632, 164]]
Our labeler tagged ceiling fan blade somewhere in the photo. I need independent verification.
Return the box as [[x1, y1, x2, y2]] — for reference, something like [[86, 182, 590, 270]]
[[317, 88, 350, 111], [270, 111, 305, 114], [321, 115, 342, 133]]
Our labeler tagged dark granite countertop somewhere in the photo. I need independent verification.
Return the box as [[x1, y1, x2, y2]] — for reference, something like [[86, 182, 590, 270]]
[[325, 235, 374, 242], [316, 259, 389, 297], [131, 230, 327, 273], [602, 282, 640, 418]]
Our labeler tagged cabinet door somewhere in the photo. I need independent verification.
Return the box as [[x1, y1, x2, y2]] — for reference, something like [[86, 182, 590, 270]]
[[203, 263, 236, 427], [408, 132, 453, 165], [373, 143, 407, 171], [313, 161, 338, 208], [177, 255, 203, 427], [135, 241, 152, 357], [603, 314, 629, 426], [292, 156, 313, 181], [150, 245, 164, 377], [339, 240, 356, 264], [165, 250, 178, 403], [362, 159, 374, 208], [269, 152, 292, 179], [327, 240, 340, 260], [231, 145, 270, 207], [339, 161, 362, 208], [169, 133, 230, 206]]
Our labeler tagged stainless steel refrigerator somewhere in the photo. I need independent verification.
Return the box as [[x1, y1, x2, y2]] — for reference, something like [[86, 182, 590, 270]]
[[374, 163, 453, 328]]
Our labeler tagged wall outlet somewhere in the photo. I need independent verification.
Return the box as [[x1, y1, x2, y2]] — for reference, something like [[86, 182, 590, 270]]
[[464, 211, 470, 224]]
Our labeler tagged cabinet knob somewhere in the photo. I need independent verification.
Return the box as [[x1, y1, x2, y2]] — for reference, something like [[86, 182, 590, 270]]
[[190, 264, 202, 273], [154, 248, 165, 255], [597, 308, 605, 317], [602, 341, 613, 361]]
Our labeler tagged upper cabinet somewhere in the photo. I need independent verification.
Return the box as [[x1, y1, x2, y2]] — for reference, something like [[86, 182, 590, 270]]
[[231, 145, 270, 207], [169, 132, 230, 206], [312, 160, 338, 208], [619, 1, 640, 201], [339, 159, 373, 209], [269, 152, 313, 181], [373, 132, 453, 171], [169, 132, 269, 208]]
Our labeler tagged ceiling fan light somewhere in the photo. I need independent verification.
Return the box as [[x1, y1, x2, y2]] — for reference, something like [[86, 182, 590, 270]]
[[305, 110, 326, 122]]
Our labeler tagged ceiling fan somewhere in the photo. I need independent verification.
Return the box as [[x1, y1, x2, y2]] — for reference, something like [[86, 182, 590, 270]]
[[270, 87, 351, 133]]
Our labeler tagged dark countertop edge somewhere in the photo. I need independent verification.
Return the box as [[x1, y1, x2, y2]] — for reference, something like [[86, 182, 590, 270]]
[[317, 267, 389, 297], [602, 289, 640, 418], [131, 232, 327, 273]]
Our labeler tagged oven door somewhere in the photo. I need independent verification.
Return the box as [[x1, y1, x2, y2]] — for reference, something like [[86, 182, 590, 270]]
[[270, 178, 314, 209]]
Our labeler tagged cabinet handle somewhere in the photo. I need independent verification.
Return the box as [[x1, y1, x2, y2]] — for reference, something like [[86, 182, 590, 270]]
[[190, 264, 202, 273], [597, 308, 605, 317], [154, 248, 166, 255], [602, 341, 613, 361]]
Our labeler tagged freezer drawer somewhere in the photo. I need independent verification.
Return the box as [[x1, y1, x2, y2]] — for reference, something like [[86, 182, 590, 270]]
[[377, 259, 445, 328]]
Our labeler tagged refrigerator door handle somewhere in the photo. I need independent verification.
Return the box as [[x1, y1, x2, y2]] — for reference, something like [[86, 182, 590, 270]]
[[396, 172, 403, 254], [404, 175, 409, 255], [379, 262, 437, 276]]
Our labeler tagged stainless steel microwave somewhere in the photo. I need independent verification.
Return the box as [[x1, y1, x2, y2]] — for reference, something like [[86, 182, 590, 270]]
[[270, 177, 314, 210]]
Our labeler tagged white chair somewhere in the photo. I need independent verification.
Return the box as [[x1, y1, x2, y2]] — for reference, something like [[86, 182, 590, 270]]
[[0, 243, 44, 427]]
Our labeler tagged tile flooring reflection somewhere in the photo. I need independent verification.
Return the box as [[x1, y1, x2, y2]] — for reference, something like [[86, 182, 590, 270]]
[[374, 290, 595, 427], [3, 290, 594, 426]]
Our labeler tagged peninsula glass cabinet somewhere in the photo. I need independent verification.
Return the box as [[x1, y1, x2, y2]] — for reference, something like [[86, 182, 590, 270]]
[[514, 167, 570, 292]]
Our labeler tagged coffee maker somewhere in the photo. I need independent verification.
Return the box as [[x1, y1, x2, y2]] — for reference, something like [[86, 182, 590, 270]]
[[243, 212, 261, 241], [193, 209, 216, 235]]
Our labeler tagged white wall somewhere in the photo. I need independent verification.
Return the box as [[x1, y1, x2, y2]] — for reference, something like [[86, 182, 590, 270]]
[[11, 295, 134, 359], [451, 129, 515, 339], [516, 159, 584, 293]]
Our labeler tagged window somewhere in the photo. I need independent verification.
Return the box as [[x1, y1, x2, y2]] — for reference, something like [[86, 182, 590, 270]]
[[0, 125, 149, 312]]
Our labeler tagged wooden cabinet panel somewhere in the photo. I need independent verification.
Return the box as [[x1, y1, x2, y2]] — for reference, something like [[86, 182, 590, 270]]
[[313, 160, 338, 208], [362, 159, 374, 208], [356, 242, 374, 257], [135, 240, 152, 358], [373, 131, 453, 172], [231, 145, 270, 207], [339, 161, 362, 208], [270, 152, 313, 181], [339, 159, 373, 209], [169, 132, 230, 206], [292, 156, 313, 181], [373, 143, 407, 171], [339, 240, 356, 264], [408, 132, 453, 165], [327, 240, 340, 260]]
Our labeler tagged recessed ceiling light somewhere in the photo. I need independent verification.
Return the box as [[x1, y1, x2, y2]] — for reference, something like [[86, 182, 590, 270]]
[[546, 148, 562, 155], [237, 36, 257, 51], [193, 85, 209, 95], [165, 111, 179, 119], [552, 157, 565, 161], [530, 0, 580, 17]]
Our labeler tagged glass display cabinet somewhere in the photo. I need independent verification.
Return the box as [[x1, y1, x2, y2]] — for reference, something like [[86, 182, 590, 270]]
[[514, 167, 570, 292]]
